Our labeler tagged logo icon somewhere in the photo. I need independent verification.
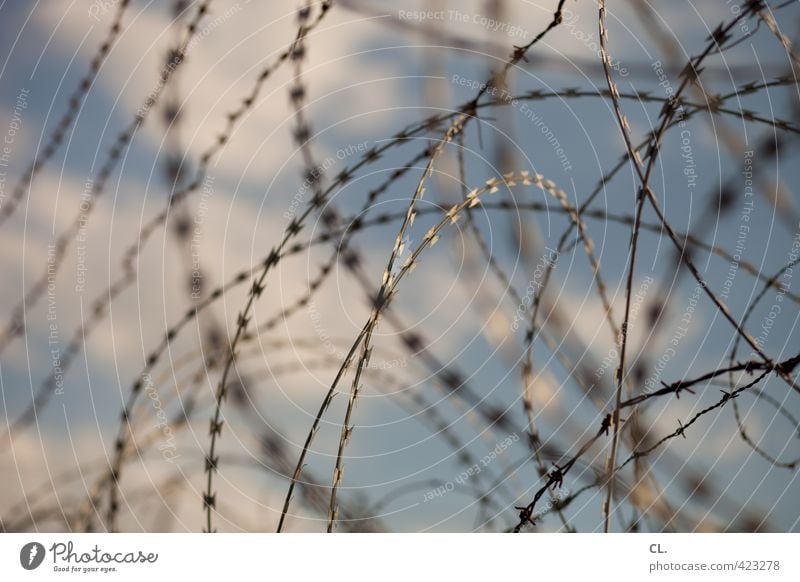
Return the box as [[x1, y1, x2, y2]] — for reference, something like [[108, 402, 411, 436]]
[[20, 542, 45, 570]]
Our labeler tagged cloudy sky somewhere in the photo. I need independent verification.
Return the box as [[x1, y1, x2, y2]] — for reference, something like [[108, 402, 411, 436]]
[[0, 0, 799, 532]]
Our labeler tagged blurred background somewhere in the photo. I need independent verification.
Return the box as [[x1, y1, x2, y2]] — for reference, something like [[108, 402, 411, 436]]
[[0, 0, 799, 532]]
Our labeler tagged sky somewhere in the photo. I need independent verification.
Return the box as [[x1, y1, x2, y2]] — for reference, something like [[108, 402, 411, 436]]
[[0, 0, 799, 532]]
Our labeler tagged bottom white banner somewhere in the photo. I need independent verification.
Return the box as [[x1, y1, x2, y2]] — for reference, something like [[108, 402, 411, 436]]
[[1, 533, 797, 580]]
